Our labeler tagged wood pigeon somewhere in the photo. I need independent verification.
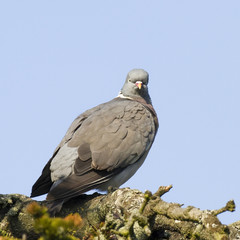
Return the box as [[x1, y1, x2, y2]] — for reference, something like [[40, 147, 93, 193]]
[[31, 69, 159, 214]]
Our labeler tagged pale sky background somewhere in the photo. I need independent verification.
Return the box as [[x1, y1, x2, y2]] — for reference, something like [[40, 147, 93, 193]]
[[0, 1, 239, 225]]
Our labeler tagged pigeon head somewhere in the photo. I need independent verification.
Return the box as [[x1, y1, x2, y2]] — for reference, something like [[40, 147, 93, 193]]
[[120, 69, 151, 103]]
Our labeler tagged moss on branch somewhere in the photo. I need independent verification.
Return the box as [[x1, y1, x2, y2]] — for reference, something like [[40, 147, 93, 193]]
[[0, 187, 238, 240]]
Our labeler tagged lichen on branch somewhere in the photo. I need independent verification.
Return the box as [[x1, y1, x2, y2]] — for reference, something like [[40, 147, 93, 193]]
[[0, 187, 238, 240]]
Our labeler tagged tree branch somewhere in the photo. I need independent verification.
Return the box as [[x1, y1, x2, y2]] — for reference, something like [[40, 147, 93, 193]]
[[0, 187, 238, 240]]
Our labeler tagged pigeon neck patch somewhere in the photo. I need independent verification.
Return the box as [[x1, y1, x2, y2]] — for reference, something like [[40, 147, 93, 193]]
[[117, 92, 134, 100]]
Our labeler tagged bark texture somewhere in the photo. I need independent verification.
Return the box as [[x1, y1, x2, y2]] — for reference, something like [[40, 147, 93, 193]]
[[0, 186, 239, 240]]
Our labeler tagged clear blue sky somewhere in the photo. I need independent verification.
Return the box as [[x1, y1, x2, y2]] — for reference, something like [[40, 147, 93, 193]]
[[0, 1, 239, 225]]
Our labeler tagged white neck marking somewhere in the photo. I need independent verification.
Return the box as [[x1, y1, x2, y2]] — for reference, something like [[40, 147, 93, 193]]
[[117, 92, 133, 100]]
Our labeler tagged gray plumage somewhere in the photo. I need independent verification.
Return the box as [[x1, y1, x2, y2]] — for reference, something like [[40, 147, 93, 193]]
[[31, 69, 158, 214]]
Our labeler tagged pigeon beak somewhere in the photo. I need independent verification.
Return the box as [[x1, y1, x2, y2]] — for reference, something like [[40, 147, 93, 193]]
[[135, 81, 142, 89]]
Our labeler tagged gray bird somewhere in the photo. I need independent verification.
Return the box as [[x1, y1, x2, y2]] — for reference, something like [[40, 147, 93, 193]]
[[31, 69, 159, 214]]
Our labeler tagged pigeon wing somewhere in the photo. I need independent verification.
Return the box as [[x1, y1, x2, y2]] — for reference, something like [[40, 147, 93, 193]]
[[30, 104, 104, 197], [45, 98, 157, 201]]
